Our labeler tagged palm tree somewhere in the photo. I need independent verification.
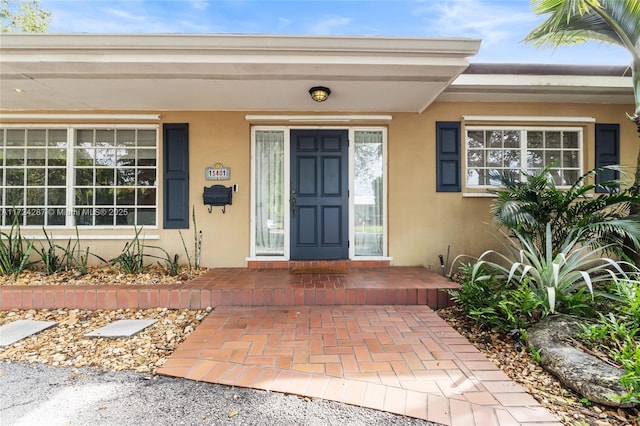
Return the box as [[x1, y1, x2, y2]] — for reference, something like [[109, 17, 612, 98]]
[[490, 165, 640, 258], [525, 0, 640, 261]]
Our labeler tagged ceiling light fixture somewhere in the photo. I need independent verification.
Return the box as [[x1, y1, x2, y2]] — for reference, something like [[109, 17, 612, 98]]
[[309, 86, 331, 102]]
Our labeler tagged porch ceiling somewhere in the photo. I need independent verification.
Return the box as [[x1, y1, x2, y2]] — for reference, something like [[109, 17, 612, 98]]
[[0, 34, 481, 113]]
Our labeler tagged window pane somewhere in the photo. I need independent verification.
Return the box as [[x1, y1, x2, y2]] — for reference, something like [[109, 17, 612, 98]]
[[563, 151, 579, 168], [528, 131, 543, 148], [254, 130, 285, 256], [354, 130, 383, 256], [76, 129, 94, 146], [467, 131, 484, 148], [48, 168, 66, 186], [6, 129, 25, 146], [487, 150, 503, 167], [136, 208, 155, 225], [48, 130, 67, 147], [116, 168, 136, 186], [26, 187, 45, 205], [503, 131, 520, 148], [74, 208, 94, 226], [116, 188, 135, 205], [116, 148, 135, 166], [48, 209, 66, 225], [6, 149, 24, 166], [95, 188, 113, 205], [95, 149, 115, 166], [26, 211, 44, 226], [6, 168, 24, 185], [527, 150, 543, 168], [467, 150, 484, 167], [75, 148, 94, 166], [75, 188, 93, 206], [48, 188, 66, 206], [137, 130, 156, 147], [75, 168, 94, 186], [116, 130, 135, 147], [488, 131, 502, 148], [504, 150, 520, 168], [26, 168, 45, 186], [137, 169, 155, 186], [137, 188, 156, 205], [96, 130, 114, 147], [546, 131, 561, 148], [563, 169, 579, 184], [27, 129, 46, 146], [545, 150, 561, 166], [137, 149, 156, 166], [96, 168, 115, 186], [6, 188, 24, 205], [48, 148, 66, 166], [27, 148, 46, 166], [563, 132, 578, 148], [95, 210, 113, 225]]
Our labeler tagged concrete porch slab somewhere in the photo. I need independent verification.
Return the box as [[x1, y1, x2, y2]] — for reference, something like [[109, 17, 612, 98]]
[[0, 320, 57, 347], [85, 319, 157, 338]]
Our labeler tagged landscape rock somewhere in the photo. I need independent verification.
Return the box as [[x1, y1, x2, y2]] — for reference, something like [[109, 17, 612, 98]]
[[527, 315, 636, 408]]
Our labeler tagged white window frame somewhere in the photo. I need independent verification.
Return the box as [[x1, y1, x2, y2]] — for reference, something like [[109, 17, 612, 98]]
[[249, 125, 388, 260], [0, 123, 159, 229], [464, 125, 584, 189]]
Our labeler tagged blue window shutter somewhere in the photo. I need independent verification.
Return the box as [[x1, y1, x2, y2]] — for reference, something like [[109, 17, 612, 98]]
[[163, 123, 189, 229], [595, 123, 620, 193], [436, 121, 461, 192]]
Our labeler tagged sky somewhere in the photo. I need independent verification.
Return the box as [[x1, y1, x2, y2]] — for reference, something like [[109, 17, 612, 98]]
[[40, 0, 632, 65]]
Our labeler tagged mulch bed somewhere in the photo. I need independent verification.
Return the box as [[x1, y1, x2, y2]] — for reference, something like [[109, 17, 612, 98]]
[[437, 306, 639, 426]]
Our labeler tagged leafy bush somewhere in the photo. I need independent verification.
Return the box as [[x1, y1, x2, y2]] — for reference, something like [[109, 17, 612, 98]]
[[0, 214, 35, 279], [111, 227, 146, 274], [34, 228, 66, 275], [468, 223, 639, 314], [449, 263, 549, 331], [579, 279, 640, 404], [489, 165, 640, 259]]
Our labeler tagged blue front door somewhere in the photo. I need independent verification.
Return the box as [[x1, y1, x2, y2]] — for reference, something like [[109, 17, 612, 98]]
[[290, 129, 349, 260]]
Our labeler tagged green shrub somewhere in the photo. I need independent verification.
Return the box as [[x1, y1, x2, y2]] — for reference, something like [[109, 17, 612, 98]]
[[579, 279, 640, 404], [469, 223, 639, 314], [0, 214, 35, 279], [33, 228, 66, 275], [111, 227, 146, 274], [449, 263, 548, 331], [489, 165, 640, 259]]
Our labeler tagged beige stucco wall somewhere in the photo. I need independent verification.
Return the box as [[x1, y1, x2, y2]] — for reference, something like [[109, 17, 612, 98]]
[[2, 101, 636, 269], [387, 101, 637, 268]]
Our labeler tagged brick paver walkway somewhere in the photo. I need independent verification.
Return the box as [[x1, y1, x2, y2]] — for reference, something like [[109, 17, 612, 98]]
[[159, 305, 560, 426]]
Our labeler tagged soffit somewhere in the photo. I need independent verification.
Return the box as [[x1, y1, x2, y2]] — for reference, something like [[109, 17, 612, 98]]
[[0, 34, 481, 113]]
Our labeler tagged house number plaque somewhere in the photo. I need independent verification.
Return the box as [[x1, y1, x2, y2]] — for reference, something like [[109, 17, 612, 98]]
[[205, 163, 231, 181]]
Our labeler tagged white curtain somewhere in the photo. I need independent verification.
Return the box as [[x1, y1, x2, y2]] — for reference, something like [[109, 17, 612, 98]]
[[354, 131, 383, 256], [254, 130, 285, 255]]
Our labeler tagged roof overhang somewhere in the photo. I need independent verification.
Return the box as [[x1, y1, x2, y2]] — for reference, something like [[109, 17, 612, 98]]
[[439, 63, 634, 104], [0, 34, 481, 113]]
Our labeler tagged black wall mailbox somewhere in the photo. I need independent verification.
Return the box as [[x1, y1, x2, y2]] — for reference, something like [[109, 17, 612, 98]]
[[203, 184, 232, 213]]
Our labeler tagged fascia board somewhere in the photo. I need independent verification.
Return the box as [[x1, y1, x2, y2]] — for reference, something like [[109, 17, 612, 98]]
[[451, 73, 632, 89], [0, 34, 481, 57]]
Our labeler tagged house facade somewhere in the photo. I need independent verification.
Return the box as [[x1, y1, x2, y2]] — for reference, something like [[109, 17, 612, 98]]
[[0, 34, 635, 269]]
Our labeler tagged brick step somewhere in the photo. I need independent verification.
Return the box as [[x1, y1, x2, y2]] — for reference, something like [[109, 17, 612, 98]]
[[246, 260, 391, 269], [1, 267, 458, 311], [0, 286, 453, 311]]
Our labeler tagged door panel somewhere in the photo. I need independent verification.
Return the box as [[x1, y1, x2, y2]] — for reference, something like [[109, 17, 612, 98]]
[[290, 130, 348, 260]]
